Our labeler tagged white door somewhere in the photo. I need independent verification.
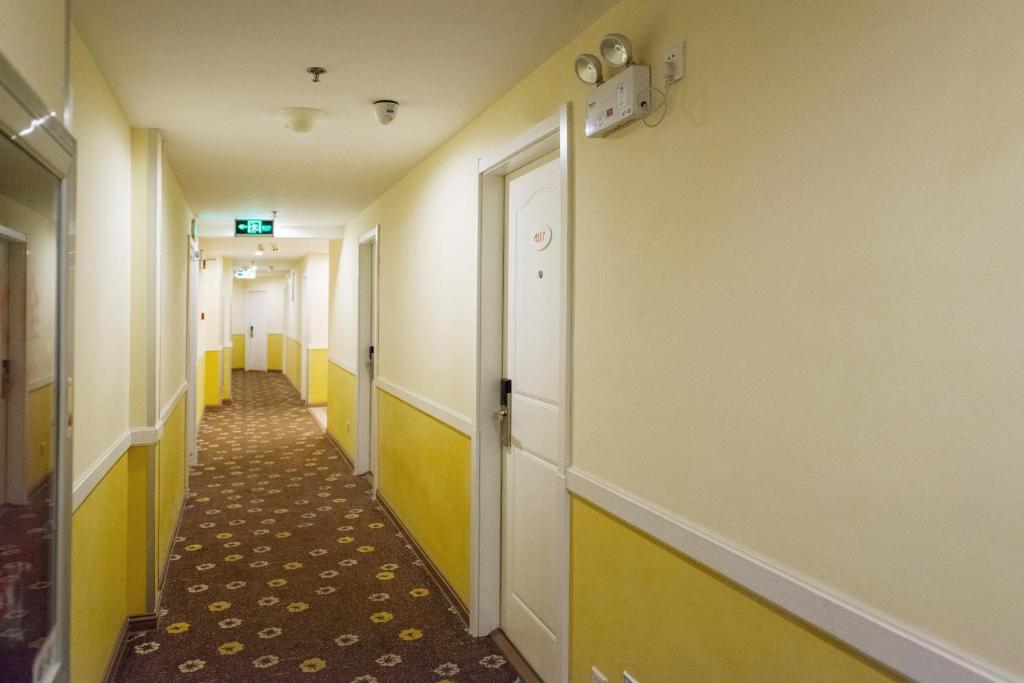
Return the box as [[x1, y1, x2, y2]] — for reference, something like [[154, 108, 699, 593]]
[[356, 230, 378, 477], [246, 290, 268, 371], [501, 154, 563, 682]]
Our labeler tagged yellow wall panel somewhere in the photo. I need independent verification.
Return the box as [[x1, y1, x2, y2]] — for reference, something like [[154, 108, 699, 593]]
[[157, 395, 187, 579], [308, 348, 328, 405], [327, 361, 357, 456], [71, 455, 129, 683], [377, 389, 471, 601], [196, 351, 205, 424], [221, 348, 231, 400], [26, 382, 55, 489], [570, 497, 898, 682], [125, 445, 150, 616], [231, 333, 245, 368], [285, 337, 302, 392], [267, 333, 283, 371], [203, 349, 220, 407]]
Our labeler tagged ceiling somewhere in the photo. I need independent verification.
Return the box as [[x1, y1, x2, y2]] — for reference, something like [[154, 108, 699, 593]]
[[201, 236, 327, 277], [72, 0, 616, 234]]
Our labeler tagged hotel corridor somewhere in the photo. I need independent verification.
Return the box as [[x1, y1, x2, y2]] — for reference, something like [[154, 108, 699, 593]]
[[115, 371, 520, 682]]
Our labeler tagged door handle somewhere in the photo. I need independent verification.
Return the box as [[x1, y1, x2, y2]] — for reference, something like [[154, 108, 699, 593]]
[[497, 378, 512, 446], [250, 326, 254, 338]]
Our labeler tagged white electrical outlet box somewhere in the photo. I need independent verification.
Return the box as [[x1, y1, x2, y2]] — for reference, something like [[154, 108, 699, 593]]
[[663, 41, 686, 85], [585, 64, 651, 137]]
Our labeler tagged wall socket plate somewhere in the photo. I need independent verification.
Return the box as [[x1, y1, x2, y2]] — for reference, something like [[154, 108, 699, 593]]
[[591, 667, 609, 683], [623, 672, 640, 683], [663, 41, 686, 85]]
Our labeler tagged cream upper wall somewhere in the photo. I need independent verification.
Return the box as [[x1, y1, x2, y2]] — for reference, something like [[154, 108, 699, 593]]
[[303, 253, 329, 348], [335, 0, 1024, 675], [0, 0, 67, 115], [198, 255, 223, 352], [159, 155, 190, 407], [220, 258, 233, 345], [69, 29, 132, 480], [328, 234, 359, 367], [0, 194, 57, 387], [284, 263, 301, 341]]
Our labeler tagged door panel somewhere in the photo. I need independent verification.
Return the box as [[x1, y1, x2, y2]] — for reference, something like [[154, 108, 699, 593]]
[[502, 154, 563, 682], [246, 290, 268, 371]]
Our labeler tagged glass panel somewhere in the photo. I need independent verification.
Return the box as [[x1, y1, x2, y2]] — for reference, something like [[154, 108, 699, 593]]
[[0, 132, 60, 681]]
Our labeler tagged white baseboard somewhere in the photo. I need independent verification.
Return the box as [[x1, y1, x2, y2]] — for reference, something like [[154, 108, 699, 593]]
[[375, 377, 473, 435], [566, 467, 1015, 683]]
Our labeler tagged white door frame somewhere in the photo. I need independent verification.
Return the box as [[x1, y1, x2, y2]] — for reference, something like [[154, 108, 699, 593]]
[[185, 237, 200, 464], [473, 104, 573, 682], [355, 226, 379, 478]]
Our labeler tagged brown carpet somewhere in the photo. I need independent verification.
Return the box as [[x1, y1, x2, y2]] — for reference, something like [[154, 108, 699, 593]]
[[117, 370, 521, 682]]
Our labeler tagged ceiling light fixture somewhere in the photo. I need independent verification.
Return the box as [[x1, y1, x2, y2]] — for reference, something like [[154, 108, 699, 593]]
[[279, 106, 324, 133], [574, 54, 604, 85]]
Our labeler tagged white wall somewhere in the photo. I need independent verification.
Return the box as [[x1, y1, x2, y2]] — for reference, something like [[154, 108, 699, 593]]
[[0, 0, 67, 115], [220, 257, 233, 346], [159, 153, 190, 408], [302, 253, 329, 348], [198, 256, 222, 352], [327, 232, 359, 367], [330, 0, 1024, 675], [0, 194, 57, 387], [69, 29, 132, 479]]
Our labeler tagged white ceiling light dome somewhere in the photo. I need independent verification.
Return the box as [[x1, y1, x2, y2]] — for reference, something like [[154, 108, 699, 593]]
[[279, 107, 324, 133]]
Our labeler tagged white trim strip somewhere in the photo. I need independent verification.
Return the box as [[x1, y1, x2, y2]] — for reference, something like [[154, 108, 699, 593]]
[[160, 381, 188, 425], [307, 346, 328, 351], [375, 377, 473, 436], [328, 356, 358, 376], [132, 382, 190, 446], [27, 374, 55, 392], [72, 430, 132, 510], [566, 466, 1015, 683]]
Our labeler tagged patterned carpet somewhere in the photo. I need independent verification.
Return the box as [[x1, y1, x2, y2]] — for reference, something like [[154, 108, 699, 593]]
[[117, 370, 521, 682]]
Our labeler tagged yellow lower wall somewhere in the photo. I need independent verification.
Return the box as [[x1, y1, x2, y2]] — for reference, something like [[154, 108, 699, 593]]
[[203, 349, 220, 407], [327, 361, 357, 456], [268, 333, 283, 371], [231, 333, 245, 368], [196, 351, 205, 424], [157, 396, 186, 579], [285, 336, 301, 392], [570, 497, 898, 682], [27, 382, 55, 489], [125, 445, 150, 615], [72, 455, 130, 683], [73, 392, 191, 679], [221, 347, 231, 400], [377, 389, 471, 602], [308, 348, 327, 405]]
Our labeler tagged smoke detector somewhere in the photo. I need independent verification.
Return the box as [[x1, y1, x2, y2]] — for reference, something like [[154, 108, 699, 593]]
[[373, 100, 399, 126], [279, 107, 324, 133]]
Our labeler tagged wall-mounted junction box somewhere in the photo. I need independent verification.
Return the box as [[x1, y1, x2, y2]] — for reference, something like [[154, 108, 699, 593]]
[[584, 64, 651, 137]]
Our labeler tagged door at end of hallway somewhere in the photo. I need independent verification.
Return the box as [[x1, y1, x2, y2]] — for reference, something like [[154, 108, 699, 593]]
[[246, 289, 268, 371]]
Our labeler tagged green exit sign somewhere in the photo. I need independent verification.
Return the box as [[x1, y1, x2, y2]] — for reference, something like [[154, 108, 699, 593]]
[[235, 219, 274, 236]]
